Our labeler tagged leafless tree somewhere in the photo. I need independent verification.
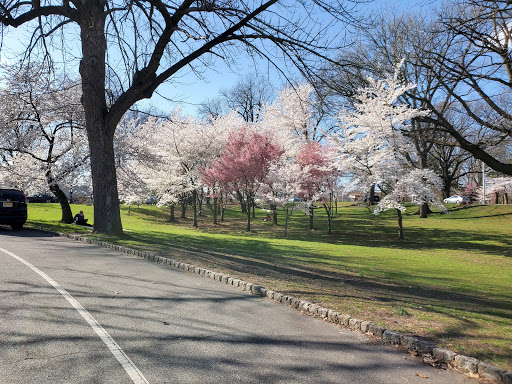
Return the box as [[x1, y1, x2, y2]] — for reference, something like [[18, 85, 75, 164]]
[[415, 0, 512, 175], [199, 74, 272, 123], [430, 131, 474, 198], [0, 0, 365, 234], [325, 6, 512, 213], [198, 96, 226, 120], [221, 75, 273, 122]]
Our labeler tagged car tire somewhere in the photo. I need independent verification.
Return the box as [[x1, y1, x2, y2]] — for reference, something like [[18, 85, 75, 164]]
[[11, 223, 24, 230]]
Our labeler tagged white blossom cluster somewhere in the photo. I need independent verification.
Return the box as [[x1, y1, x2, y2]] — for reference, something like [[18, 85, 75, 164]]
[[0, 64, 90, 198], [330, 62, 445, 217], [481, 177, 512, 203], [373, 169, 447, 215], [0, 59, 458, 237]]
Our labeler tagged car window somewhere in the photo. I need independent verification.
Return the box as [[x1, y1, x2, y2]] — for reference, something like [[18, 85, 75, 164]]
[[0, 190, 24, 201]]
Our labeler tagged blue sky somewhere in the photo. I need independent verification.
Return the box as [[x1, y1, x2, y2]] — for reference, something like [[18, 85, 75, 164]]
[[147, 52, 278, 116], [149, 0, 442, 116]]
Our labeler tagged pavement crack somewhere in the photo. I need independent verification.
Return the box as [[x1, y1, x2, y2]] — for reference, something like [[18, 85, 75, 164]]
[[23, 350, 103, 361]]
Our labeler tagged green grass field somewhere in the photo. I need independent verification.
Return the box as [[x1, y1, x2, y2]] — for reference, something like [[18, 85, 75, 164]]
[[25, 201, 512, 370]]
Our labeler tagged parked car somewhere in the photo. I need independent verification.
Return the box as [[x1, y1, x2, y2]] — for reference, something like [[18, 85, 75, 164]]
[[443, 195, 469, 204], [364, 195, 380, 203], [0, 188, 28, 230], [27, 194, 57, 203], [146, 196, 159, 205]]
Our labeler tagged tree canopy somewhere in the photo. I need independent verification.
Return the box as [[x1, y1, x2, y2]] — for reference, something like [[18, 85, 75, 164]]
[[0, 0, 363, 234]]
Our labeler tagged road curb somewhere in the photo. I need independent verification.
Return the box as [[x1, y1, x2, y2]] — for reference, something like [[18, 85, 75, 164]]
[[58, 230, 511, 384]]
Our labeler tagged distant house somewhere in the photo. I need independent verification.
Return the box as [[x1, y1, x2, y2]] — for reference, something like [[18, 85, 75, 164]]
[[348, 191, 364, 201], [348, 190, 382, 202]]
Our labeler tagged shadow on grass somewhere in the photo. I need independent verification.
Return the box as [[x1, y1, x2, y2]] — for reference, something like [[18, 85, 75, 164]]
[[123, 205, 512, 258], [98, 227, 512, 368], [117, 207, 512, 257], [112, 228, 512, 314], [24, 203, 512, 368], [445, 204, 512, 219]]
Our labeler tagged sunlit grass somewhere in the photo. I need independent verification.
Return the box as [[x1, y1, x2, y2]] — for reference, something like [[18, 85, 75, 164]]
[[26, 201, 512, 369]]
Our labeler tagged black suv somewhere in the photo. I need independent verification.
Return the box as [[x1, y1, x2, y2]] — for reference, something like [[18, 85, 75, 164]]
[[0, 188, 28, 230]]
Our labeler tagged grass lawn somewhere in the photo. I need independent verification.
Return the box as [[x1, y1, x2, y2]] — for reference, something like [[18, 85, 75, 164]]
[[26, 201, 512, 370]]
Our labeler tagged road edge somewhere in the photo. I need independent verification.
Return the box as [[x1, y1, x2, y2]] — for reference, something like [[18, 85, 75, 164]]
[[39, 228, 512, 384]]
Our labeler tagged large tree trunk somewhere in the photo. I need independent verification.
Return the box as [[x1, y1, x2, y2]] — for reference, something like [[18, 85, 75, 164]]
[[443, 177, 452, 199], [419, 202, 432, 218], [87, 131, 123, 234], [169, 204, 175, 222], [50, 184, 73, 224], [192, 190, 198, 228], [309, 206, 314, 230], [213, 196, 218, 225], [79, 2, 123, 235], [396, 209, 404, 241], [45, 168, 73, 223]]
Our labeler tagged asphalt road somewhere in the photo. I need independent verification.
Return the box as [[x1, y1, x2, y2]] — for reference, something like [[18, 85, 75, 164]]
[[0, 228, 478, 384]]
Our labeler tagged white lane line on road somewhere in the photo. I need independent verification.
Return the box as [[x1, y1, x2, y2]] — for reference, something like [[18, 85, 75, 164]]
[[0, 246, 150, 384]]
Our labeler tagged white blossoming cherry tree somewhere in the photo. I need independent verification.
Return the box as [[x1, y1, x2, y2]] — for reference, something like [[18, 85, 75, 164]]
[[0, 64, 88, 223], [334, 62, 427, 198], [263, 83, 316, 149], [121, 110, 234, 227], [296, 142, 340, 233], [332, 62, 446, 240], [483, 177, 512, 204], [257, 159, 304, 236], [373, 169, 447, 241]]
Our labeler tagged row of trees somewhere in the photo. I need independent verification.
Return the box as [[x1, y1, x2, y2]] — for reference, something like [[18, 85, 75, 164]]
[[0, 0, 365, 235], [117, 82, 338, 234], [0, 0, 510, 235], [322, 0, 512, 193], [1, 57, 511, 240], [114, 64, 453, 240]]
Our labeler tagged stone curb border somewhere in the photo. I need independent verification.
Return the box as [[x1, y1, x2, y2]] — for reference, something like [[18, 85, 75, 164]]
[[60, 232, 511, 384]]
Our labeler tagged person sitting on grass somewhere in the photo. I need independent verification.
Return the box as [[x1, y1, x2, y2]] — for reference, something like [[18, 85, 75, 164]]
[[74, 210, 92, 227]]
